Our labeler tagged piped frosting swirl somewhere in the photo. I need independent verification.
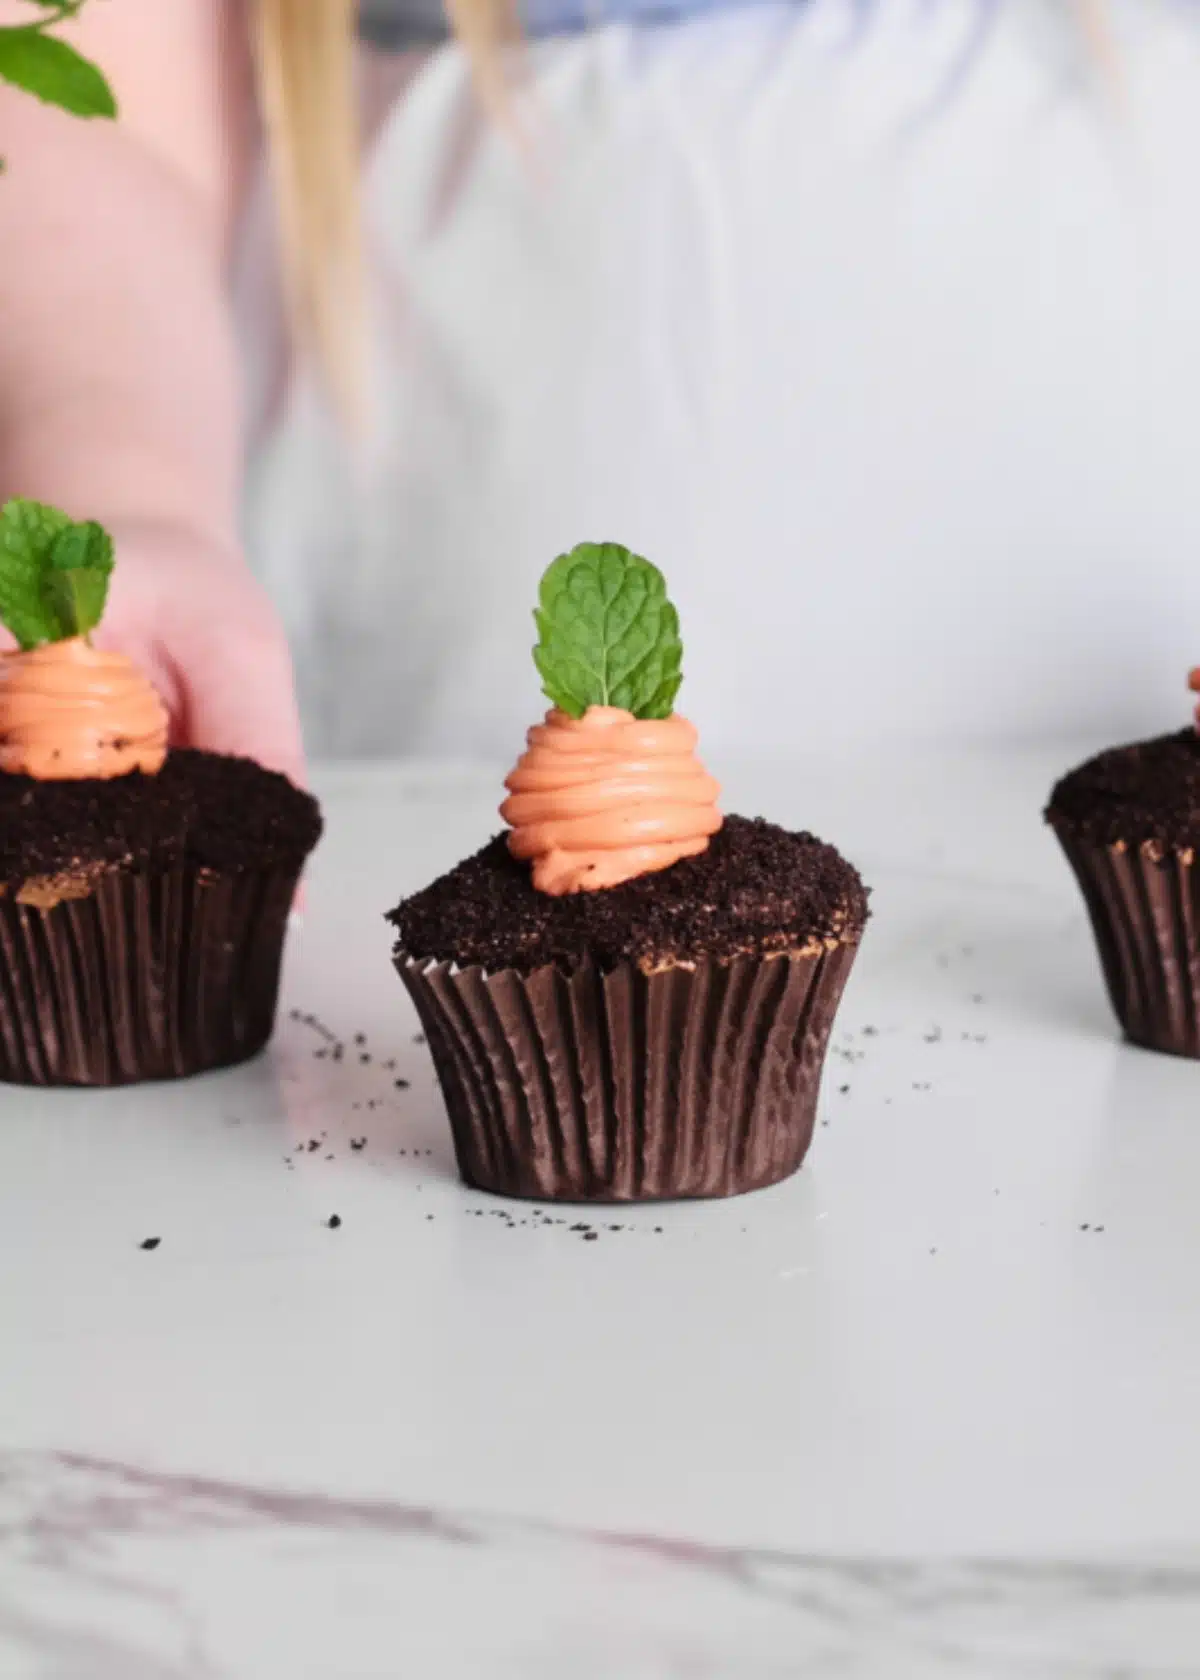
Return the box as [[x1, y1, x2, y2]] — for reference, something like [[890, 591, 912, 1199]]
[[501, 706, 722, 896], [0, 637, 168, 780]]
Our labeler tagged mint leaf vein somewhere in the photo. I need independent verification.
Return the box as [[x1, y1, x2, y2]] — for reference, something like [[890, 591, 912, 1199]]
[[533, 542, 685, 721]]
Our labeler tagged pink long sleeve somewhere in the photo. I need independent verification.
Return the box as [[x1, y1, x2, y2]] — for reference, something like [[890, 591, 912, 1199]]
[[0, 0, 248, 540]]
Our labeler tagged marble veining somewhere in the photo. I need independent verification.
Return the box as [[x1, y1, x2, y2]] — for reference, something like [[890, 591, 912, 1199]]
[[1, 1453, 1197, 1678]]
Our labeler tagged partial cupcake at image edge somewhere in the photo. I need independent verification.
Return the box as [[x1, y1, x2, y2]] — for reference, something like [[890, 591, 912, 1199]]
[[388, 542, 869, 1202], [1046, 672, 1200, 1059], [0, 500, 322, 1086]]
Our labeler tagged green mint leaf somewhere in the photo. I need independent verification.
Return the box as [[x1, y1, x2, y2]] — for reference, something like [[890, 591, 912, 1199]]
[[49, 517, 113, 577], [0, 500, 114, 647], [0, 498, 73, 648], [0, 27, 117, 120], [533, 542, 685, 720], [42, 566, 107, 639], [43, 520, 113, 636]]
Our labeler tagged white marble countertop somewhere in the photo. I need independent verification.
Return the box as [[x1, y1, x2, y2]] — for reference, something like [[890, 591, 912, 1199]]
[[2, 745, 1199, 1678]]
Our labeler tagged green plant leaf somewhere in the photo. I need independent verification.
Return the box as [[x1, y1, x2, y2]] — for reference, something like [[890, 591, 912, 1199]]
[[0, 27, 117, 119], [42, 567, 107, 639], [49, 516, 112, 577], [0, 500, 114, 648], [0, 499, 72, 648], [532, 542, 685, 720], [43, 520, 112, 636]]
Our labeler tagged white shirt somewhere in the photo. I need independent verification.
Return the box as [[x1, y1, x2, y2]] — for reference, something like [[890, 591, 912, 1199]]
[[242, 0, 1200, 759]]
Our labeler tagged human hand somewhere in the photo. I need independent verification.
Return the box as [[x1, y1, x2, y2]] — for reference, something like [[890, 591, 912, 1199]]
[[90, 519, 306, 789]]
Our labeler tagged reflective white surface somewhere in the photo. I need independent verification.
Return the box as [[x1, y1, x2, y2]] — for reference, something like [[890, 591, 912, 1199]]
[[2, 746, 1198, 1676]]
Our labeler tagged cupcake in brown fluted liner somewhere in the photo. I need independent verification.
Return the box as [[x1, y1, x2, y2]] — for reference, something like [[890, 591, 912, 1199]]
[[0, 500, 321, 1085], [1046, 671, 1200, 1058], [388, 542, 868, 1201]]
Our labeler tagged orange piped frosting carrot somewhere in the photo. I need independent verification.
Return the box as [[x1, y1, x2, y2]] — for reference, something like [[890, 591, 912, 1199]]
[[503, 542, 723, 894], [502, 706, 722, 896], [0, 638, 167, 779], [0, 501, 168, 780]]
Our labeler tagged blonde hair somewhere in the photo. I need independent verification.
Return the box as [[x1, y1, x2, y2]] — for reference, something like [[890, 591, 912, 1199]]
[[252, 0, 516, 418], [252, 0, 362, 419]]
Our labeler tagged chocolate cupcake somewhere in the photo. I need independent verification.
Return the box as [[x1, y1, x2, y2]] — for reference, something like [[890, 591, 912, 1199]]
[[1048, 692, 1200, 1058], [0, 501, 321, 1085], [389, 542, 868, 1201]]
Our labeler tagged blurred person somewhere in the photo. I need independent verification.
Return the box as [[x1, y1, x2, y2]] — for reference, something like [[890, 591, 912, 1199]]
[[2, 1, 1199, 771]]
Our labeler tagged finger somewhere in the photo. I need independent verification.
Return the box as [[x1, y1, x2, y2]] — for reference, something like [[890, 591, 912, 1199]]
[[172, 615, 308, 791]]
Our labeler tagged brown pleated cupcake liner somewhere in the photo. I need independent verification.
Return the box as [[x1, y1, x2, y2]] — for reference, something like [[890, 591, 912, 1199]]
[[396, 941, 860, 1202], [0, 864, 300, 1086], [1055, 830, 1200, 1058]]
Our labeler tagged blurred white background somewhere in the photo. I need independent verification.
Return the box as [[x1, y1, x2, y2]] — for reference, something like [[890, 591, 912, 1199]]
[[242, 0, 1200, 761]]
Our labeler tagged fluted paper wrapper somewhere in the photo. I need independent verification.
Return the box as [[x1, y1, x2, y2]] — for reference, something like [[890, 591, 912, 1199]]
[[397, 942, 859, 1201], [1057, 831, 1200, 1058], [0, 864, 299, 1086]]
